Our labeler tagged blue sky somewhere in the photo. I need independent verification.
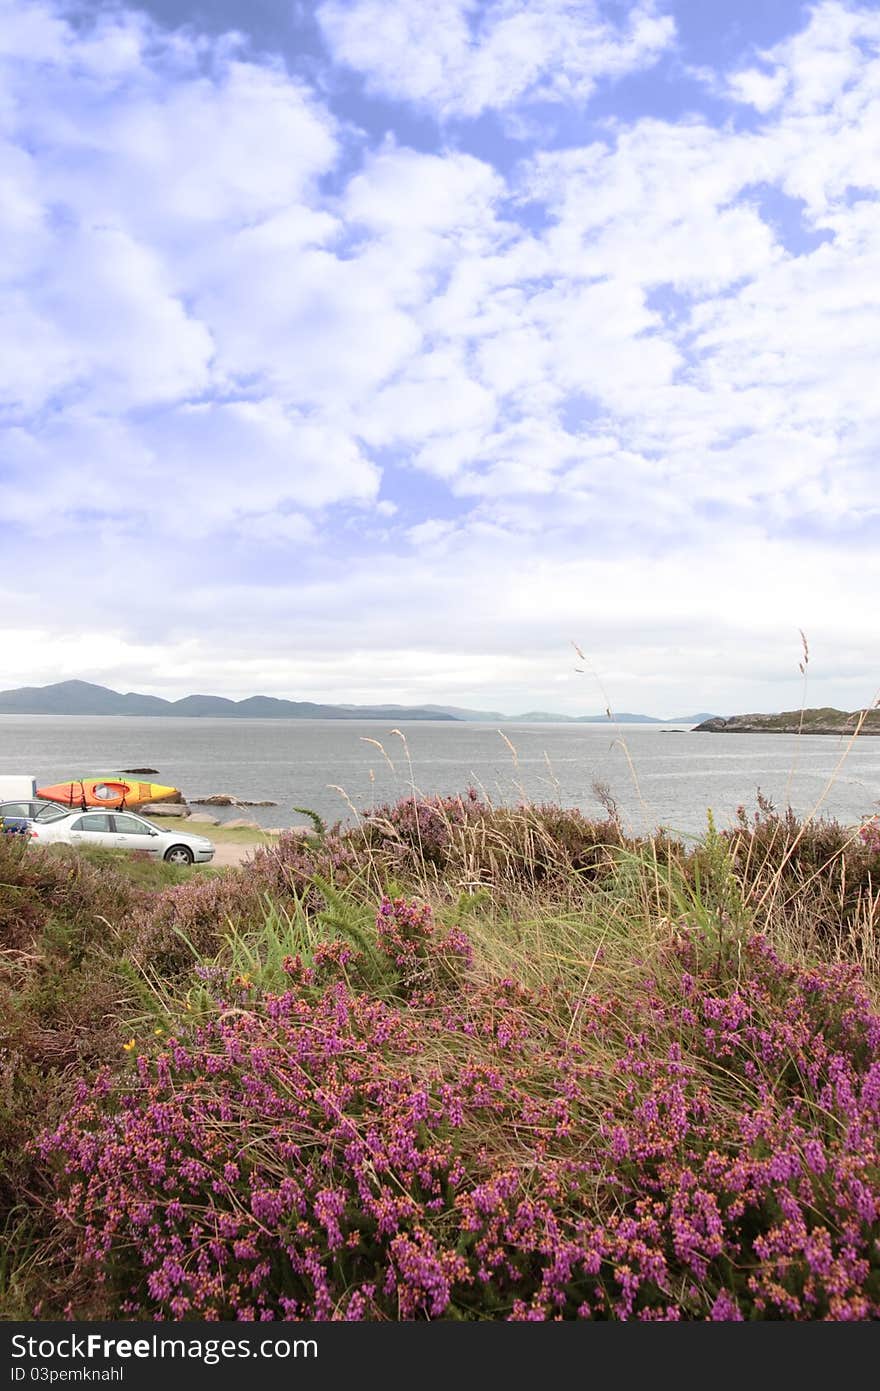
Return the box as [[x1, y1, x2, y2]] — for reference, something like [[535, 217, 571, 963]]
[[1, 0, 878, 715]]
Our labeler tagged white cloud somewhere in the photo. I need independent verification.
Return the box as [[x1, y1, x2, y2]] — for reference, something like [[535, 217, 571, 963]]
[[145, 402, 381, 524], [2, 0, 880, 714], [525, 126, 782, 293], [233, 512, 317, 545], [345, 143, 504, 232], [359, 350, 497, 448], [317, 0, 675, 119], [726, 66, 788, 113], [0, 2, 384, 535], [195, 241, 424, 409], [729, 0, 880, 117], [1, 402, 379, 535], [0, 525, 871, 717]]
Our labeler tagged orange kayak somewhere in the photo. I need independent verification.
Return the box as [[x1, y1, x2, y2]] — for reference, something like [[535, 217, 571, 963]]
[[36, 778, 181, 809]]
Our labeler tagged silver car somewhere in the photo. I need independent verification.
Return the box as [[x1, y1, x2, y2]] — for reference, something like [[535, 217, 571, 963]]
[[29, 810, 215, 865]]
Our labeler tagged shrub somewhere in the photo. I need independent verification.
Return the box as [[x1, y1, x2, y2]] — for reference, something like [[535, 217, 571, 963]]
[[248, 831, 365, 906], [359, 792, 637, 889], [0, 841, 155, 1311], [38, 904, 880, 1321], [129, 870, 269, 977], [0, 838, 145, 953], [247, 793, 653, 902], [725, 801, 879, 961], [6, 796, 880, 1320]]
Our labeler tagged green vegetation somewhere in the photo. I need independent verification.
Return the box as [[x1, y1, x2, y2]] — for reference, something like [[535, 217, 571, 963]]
[[157, 816, 279, 847], [54, 842, 213, 887], [1, 794, 879, 1320]]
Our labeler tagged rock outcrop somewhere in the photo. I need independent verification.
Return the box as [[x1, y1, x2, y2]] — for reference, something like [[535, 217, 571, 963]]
[[191, 795, 278, 807], [693, 708, 880, 735]]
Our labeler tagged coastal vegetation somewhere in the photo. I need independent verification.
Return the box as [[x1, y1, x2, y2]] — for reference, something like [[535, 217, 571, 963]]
[[1, 792, 880, 1320]]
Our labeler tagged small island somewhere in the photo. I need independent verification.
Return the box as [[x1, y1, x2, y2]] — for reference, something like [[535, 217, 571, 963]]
[[694, 707, 880, 735]]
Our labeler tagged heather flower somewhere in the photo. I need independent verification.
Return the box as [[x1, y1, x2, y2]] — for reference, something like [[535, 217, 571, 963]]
[[30, 868, 880, 1323], [711, 1291, 743, 1321], [8, 787, 880, 1326]]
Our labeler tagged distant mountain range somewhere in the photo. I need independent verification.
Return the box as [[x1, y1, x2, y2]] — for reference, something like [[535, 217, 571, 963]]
[[0, 681, 456, 722], [0, 681, 715, 724]]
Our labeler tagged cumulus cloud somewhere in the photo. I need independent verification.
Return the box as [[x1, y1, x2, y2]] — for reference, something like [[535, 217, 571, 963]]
[[317, 0, 675, 118], [1, 0, 879, 712], [728, 0, 880, 117], [2, 402, 379, 537], [0, 2, 382, 525]]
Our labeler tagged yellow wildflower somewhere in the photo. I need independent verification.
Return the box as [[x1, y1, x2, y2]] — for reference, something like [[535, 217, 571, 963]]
[[122, 1037, 136, 1052]]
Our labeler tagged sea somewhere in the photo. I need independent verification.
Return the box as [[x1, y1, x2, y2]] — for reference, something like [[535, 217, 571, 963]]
[[1, 715, 878, 839]]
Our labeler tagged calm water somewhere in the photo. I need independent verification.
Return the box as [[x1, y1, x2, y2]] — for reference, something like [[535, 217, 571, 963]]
[[1, 716, 878, 838]]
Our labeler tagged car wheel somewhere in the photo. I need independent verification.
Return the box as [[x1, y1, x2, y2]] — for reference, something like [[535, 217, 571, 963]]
[[164, 844, 194, 865]]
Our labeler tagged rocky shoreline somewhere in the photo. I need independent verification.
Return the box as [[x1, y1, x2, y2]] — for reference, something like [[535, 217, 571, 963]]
[[139, 798, 309, 836]]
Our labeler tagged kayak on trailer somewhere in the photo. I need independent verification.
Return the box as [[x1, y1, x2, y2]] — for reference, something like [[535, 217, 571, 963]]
[[35, 778, 181, 809]]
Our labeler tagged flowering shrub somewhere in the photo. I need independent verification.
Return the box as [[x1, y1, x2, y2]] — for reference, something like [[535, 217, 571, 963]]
[[374, 895, 473, 998], [0, 836, 144, 953], [248, 793, 641, 903], [248, 829, 363, 906], [38, 901, 880, 1321], [360, 791, 637, 888], [721, 802, 880, 959], [363, 790, 486, 870], [0, 840, 152, 1251], [129, 870, 269, 976], [859, 817, 880, 855]]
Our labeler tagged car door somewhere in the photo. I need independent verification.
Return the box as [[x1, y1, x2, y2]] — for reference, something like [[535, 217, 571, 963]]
[[112, 813, 163, 856], [67, 812, 115, 846]]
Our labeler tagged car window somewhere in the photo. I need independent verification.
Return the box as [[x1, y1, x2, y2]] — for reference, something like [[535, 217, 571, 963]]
[[73, 814, 114, 832], [0, 802, 29, 818], [35, 803, 68, 822], [114, 814, 152, 834]]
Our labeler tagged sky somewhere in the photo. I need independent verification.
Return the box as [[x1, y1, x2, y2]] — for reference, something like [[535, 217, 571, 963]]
[[1, 0, 878, 716]]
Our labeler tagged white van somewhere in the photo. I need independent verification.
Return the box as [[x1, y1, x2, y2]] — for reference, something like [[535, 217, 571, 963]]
[[0, 776, 37, 799]]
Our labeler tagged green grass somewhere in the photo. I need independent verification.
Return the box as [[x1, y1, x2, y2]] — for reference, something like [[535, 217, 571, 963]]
[[60, 842, 214, 887], [154, 815, 279, 847]]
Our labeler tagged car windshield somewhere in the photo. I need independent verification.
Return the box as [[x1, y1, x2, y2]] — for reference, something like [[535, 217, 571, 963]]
[[35, 804, 69, 822], [115, 814, 154, 834]]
